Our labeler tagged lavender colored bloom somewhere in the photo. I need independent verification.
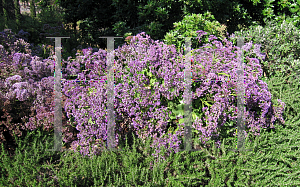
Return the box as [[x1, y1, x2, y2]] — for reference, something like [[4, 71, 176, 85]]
[[14, 30, 281, 163], [208, 35, 218, 42], [5, 75, 22, 85], [13, 53, 23, 64]]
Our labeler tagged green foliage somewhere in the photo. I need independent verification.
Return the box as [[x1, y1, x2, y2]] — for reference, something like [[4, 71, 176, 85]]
[[229, 17, 300, 132], [1, 120, 300, 186], [282, 0, 300, 28], [261, 0, 300, 30], [162, 11, 227, 53], [0, 15, 5, 31], [14, 0, 22, 30], [29, 0, 36, 18], [5, 0, 300, 54], [229, 18, 300, 81], [36, 3, 64, 26], [55, 0, 231, 51], [54, 0, 300, 52], [289, 0, 300, 15], [270, 13, 300, 29], [262, 69, 300, 126], [3, 0, 16, 21], [177, 0, 275, 36], [54, 0, 121, 51], [1, 0, 17, 32]]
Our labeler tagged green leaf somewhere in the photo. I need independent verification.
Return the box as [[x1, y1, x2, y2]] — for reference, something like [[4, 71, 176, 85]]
[[217, 72, 231, 77], [172, 103, 184, 116], [178, 118, 185, 124]]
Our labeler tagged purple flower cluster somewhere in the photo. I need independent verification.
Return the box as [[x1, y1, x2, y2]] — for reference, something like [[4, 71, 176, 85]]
[[61, 31, 285, 162], [0, 30, 71, 145], [0, 28, 286, 164], [0, 29, 32, 56]]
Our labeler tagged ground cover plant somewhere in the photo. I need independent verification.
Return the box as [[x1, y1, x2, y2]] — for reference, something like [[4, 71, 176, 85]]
[[0, 112, 299, 186], [0, 19, 299, 185]]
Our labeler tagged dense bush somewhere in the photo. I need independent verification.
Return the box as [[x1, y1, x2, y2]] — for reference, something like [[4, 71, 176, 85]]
[[163, 11, 227, 53], [0, 28, 286, 164], [0, 29, 73, 155], [228, 19, 300, 81], [61, 31, 285, 164], [229, 17, 300, 125]]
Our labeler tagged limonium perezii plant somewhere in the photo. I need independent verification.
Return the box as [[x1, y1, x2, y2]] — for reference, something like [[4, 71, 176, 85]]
[[61, 31, 285, 163], [0, 29, 73, 148]]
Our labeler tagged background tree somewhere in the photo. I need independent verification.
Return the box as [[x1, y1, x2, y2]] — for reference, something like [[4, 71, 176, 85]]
[[30, 0, 36, 18], [49, 0, 300, 54], [54, 0, 187, 50], [3, 0, 16, 21], [14, 0, 22, 30], [2, 0, 16, 30], [0, 0, 3, 17]]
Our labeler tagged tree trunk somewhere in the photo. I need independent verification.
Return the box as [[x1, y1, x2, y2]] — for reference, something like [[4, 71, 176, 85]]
[[14, 0, 22, 29], [0, 0, 4, 17], [3, 0, 15, 21], [73, 21, 76, 31], [29, 0, 35, 18], [73, 21, 77, 39]]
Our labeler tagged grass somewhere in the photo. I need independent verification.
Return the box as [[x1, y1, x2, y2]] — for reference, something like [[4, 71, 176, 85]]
[[0, 92, 300, 186], [1, 121, 300, 186]]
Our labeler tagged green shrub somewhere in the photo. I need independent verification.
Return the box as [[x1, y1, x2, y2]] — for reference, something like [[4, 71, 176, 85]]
[[36, 4, 65, 26], [162, 11, 227, 53], [228, 18, 300, 81], [270, 13, 300, 30]]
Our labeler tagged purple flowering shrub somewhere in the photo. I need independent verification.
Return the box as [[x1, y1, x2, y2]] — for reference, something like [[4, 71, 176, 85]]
[[0, 30, 73, 150], [0, 27, 286, 165], [61, 31, 285, 162], [0, 29, 32, 57], [177, 31, 286, 147], [61, 35, 189, 156]]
